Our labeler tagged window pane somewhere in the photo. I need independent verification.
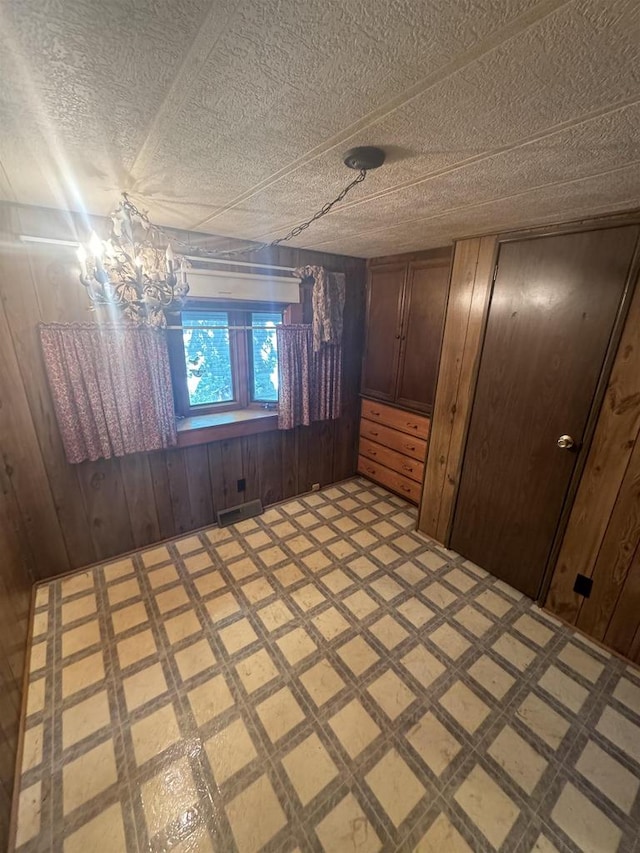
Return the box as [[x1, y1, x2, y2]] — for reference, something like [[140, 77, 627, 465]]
[[181, 311, 234, 406], [251, 311, 280, 402]]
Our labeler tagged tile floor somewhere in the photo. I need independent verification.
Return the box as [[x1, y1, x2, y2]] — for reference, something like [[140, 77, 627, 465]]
[[13, 478, 640, 852]]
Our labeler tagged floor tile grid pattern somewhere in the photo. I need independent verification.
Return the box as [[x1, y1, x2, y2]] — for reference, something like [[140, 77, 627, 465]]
[[15, 478, 640, 852]]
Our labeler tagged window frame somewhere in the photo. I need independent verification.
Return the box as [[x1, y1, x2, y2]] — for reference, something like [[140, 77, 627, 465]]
[[168, 299, 285, 418]]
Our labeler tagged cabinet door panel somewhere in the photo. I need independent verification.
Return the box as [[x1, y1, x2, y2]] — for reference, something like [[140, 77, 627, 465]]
[[396, 261, 450, 413], [361, 264, 405, 401]]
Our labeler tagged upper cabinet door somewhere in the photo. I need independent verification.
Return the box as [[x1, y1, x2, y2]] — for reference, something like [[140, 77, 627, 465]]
[[361, 264, 406, 401], [395, 261, 451, 413]]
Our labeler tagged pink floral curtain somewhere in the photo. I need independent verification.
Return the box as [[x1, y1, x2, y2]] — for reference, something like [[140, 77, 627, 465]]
[[293, 266, 346, 351], [39, 323, 177, 463], [276, 325, 342, 430]]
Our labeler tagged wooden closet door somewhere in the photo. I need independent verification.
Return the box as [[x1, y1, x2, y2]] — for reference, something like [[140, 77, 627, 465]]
[[361, 264, 405, 401], [396, 260, 450, 413], [450, 226, 639, 599]]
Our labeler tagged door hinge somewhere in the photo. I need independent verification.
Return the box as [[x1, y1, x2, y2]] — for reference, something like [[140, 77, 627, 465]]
[[573, 573, 593, 598], [492, 263, 499, 284]]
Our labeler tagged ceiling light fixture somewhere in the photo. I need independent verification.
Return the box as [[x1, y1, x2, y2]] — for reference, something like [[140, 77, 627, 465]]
[[77, 146, 385, 326]]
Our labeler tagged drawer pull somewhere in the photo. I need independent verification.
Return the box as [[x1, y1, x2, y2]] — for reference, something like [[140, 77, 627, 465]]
[[405, 445, 416, 451], [370, 431, 379, 437], [401, 485, 412, 493], [402, 464, 414, 472], [369, 450, 377, 456], [366, 466, 375, 474], [371, 410, 381, 416], [407, 422, 418, 430]]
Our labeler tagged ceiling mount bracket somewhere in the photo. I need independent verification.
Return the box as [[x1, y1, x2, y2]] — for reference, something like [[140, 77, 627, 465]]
[[343, 146, 386, 171]]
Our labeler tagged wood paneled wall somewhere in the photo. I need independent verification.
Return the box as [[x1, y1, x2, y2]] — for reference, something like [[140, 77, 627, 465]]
[[417, 235, 497, 541]]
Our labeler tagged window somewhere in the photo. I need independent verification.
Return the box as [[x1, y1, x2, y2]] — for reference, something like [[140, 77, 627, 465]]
[[170, 305, 284, 417]]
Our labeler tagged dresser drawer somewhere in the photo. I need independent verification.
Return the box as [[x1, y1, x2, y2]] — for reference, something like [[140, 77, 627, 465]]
[[359, 419, 427, 461], [359, 437, 424, 483], [361, 399, 430, 439], [357, 455, 422, 504]]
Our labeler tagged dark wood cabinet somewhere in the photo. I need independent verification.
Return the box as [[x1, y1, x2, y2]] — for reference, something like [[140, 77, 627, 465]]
[[362, 254, 451, 414]]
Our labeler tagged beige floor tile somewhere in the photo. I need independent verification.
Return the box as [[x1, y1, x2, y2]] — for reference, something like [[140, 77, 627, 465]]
[[204, 717, 258, 784], [164, 610, 203, 645], [227, 556, 259, 582], [429, 624, 470, 660], [558, 643, 605, 683], [61, 571, 94, 598], [175, 534, 203, 554], [369, 614, 409, 650], [392, 534, 421, 554], [398, 598, 435, 628], [117, 628, 157, 669], [415, 813, 472, 853], [155, 585, 190, 615], [205, 526, 232, 544], [371, 544, 401, 565], [551, 782, 622, 853], [142, 545, 171, 567], [329, 699, 381, 759], [241, 576, 276, 604], [321, 569, 354, 594], [310, 525, 338, 543], [216, 540, 246, 562], [475, 589, 512, 617], [205, 591, 241, 623], [299, 660, 345, 706], [132, 703, 182, 766], [468, 655, 515, 699], [15, 781, 41, 847], [530, 833, 562, 853], [347, 556, 378, 579], [123, 662, 167, 711], [188, 673, 235, 726], [395, 563, 426, 585], [327, 539, 357, 560], [613, 676, 640, 714], [400, 644, 445, 688], [194, 570, 226, 598], [366, 748, 425, 827], [291, 584, 326, 612], [337, 636, 379, 676], [21, 723, 43, 774], [219, 618, 258, 655], [235, 648, 279, 693], [454, 765, 520, 848], [277, 626, 317, 665], [443, 568, 477, 593], [257, 599, 294, 632], [369, 576, 404, 601], [282, 733, 338, 805], [287, 534, 314, 554], [29, 641, 47, 672], [26, 678, 45, 716], [417, 551, 447, 571], [372, 521, 396, 539], [367, 669, 416, 719], [488, 725, 548, 794], [515, 693, 570, 749], [245, 530, 272, 549], [175, 638, 216, 681], [62, 651, 105, 698], [258, 545, 287, 567], [596, 706, 640, 764], [274, 564, 305, 587], [63, 690, 111, 749], [32, 609, 49, 638], [539, 665, 589, 713], [492, 633, 537, 671], [226, 774, 287, 853], [271, 520, 297, 538], [111, 601, 149, 635], [64, 802, 127, 853], [343, 589, 379, 619], [513, 614, 554, 647], [407, 711, 462, 776], [63, 740, 118, 814], [315, 792, 381, 853], [62, 593, 97, 625], [312, 606, 351, 641], [34, 585, 50, 608], [103, 558, 135, 581], [234, 518, 259, 533], [423, 582, 457, 610], [107, 577, 141, 607], [141, 757, 198, 838], [439, 682, 490, 733], [184, 552, 215, 575], [454, 605, 493, 637], [256, 686, 305, 743], [148, 564, 180, 589], [576, 739, 640, 813], [301, 551, 332, 573], [172, 824, 215, 853], [353, 508, 376, 525]]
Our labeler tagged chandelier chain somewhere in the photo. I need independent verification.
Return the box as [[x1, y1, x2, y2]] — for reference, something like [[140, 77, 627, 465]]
[[121, 167, 367, 259]]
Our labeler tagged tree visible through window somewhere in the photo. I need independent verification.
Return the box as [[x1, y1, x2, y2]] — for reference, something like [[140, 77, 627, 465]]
[[182, 311, 234, 406], [251, 311, 280, 402]]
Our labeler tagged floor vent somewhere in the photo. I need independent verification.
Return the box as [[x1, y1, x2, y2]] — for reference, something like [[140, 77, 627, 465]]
[[217, 499, 263, 528]]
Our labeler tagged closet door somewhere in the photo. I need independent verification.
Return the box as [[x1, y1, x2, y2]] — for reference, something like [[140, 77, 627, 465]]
[[450, 226, 639, 598], [396, 260, 450, 413], [361, 264, 405, 401]]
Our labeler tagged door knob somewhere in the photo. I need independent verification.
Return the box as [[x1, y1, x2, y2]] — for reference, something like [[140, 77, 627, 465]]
[[557, 434, 575, 450]]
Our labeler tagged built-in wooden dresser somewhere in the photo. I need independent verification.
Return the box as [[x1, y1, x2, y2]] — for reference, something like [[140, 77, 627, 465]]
[[357, 399, 430, 504]]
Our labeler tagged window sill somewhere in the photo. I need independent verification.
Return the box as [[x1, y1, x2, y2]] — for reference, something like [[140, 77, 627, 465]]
[[176, 409, 278, 447]]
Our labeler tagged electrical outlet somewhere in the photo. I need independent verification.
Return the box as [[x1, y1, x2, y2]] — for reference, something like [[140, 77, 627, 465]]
[[311, 483, 320, 491], [237, 478, 246, 493]]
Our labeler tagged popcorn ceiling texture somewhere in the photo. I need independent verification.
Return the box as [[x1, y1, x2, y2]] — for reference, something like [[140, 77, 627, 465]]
[[0, 0, 639, 256]]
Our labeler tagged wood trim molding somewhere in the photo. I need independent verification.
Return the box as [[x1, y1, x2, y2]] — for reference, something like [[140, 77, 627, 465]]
[[417, 235, 497, 543]]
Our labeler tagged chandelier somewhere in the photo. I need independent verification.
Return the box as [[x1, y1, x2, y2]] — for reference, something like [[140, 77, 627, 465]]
[[76, 147, 385, 326]]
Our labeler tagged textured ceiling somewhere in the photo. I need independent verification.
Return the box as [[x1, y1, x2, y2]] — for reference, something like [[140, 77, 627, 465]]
[[0, 0, 639, 257]]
